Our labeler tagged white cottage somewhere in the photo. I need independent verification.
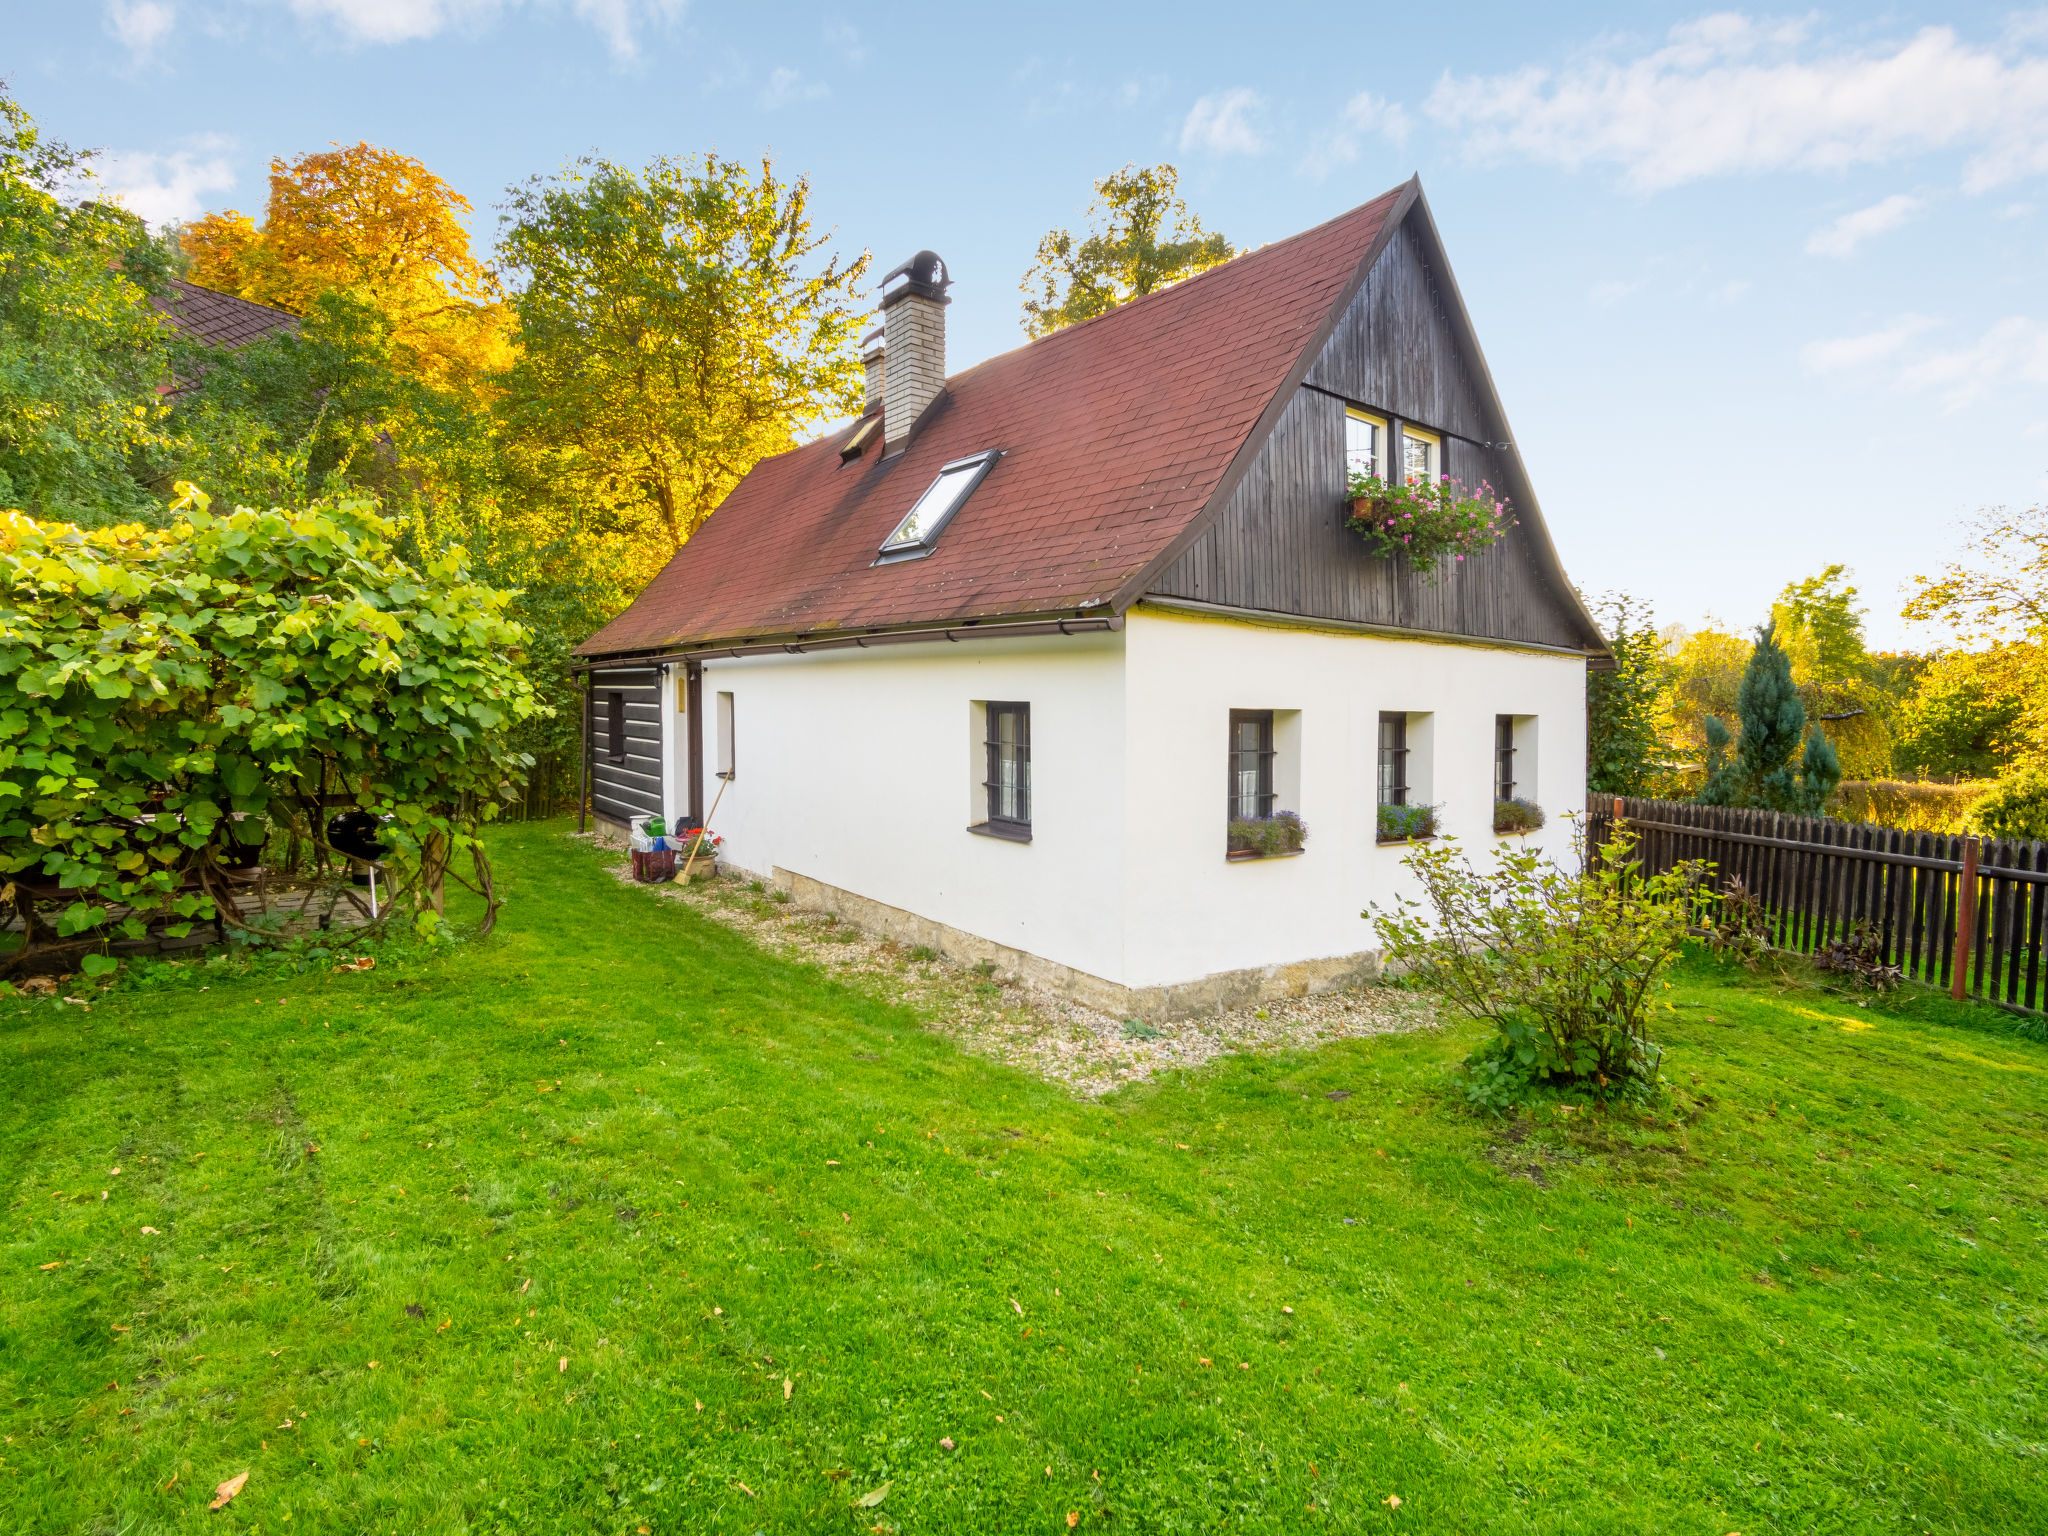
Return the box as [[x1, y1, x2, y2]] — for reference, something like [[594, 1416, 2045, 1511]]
[[576, 178, 1609, 1018]]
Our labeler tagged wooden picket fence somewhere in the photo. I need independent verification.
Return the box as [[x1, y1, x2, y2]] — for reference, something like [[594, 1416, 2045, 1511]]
[[1586, 795, 2048, 1015]]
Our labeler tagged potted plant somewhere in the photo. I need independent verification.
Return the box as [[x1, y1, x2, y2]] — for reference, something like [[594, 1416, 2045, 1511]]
[[1226, 810, 1308, 860], [670, 827, 723, 882], [1346, 472, 1515, 577], [1493, 798, 1546, 836], [1376, 802, 1440, 844]]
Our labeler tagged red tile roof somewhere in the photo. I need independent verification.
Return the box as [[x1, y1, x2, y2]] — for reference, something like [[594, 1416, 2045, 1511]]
[[577, 186, 1406, 658], [151, 278, 299, 353]]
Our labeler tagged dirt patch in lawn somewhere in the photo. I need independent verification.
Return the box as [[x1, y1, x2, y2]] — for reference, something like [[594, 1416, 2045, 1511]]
[[587, 836, 1435, 1097]]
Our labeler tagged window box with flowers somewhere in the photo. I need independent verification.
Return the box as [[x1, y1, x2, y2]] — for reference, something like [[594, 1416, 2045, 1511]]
[[1493, 798, 1546, 836], [1346, 471, 1515, 577], [1376, 802, 1440, 845], [1226, 811, 1307, 861]]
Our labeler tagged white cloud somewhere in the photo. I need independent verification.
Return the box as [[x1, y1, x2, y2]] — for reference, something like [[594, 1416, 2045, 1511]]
[[1805, 193, 1923, 257], [1299, 91, 1411, 180], [1800, 312, 2048, 410], [86, 140, 238, 228], [107, 0, 176, 62], [1180, 88, 1267, 156], [286, 0, 683, 60], [823, 20, 865, 66], [1427, 16, 2048, 193], [761, 65, 828, 109], [1897, 316, 2048, 408], [1800, 313, 1938, 374]]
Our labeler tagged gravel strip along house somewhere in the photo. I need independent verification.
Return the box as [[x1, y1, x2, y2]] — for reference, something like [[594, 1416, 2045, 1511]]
[[576, 178, 1608, 1020]]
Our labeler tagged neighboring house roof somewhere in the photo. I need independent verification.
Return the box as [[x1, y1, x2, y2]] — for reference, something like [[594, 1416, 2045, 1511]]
[[578, 179, 1607, 663], [151, 278, 299, 353]]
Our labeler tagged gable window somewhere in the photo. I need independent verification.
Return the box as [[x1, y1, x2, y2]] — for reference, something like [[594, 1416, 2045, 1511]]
[[983, 702, 1031, 836], [1345, 408, 1386, 482], [607, 691, 626, 765], [1495, 714, 1516, 802], [1401, 425, 1440, 486], [1377, 712, 1408, 806], [1228, 710, 1276, 821], [876, 449, 1002, 562]]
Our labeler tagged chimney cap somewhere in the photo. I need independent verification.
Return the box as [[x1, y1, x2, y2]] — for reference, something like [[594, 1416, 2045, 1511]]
[[880, 250, 950, 307], [860, 326, 885, 354]]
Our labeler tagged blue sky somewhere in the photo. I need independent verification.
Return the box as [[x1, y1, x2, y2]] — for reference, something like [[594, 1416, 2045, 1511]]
[[13, 2, 2048, 648]]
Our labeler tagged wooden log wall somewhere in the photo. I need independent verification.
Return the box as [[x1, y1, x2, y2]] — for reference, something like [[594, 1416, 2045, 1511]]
[[1587, 795, 2048, 1015], [588, 666, 664, 826]]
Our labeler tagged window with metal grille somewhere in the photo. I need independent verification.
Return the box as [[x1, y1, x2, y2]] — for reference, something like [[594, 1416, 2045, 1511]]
[[1495, 715, 1516, 802], [607, 691, 626, 765], [1378, 712, 1408, 806], [984, 703, 1031, 832], [1228, 710, 1276, 821]]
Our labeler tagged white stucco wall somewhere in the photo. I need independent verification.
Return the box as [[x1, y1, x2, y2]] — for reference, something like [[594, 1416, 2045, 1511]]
[[1116, 605, 1588, 988], [670, 609, 1587, 995], [693, 632, 1130, 984]]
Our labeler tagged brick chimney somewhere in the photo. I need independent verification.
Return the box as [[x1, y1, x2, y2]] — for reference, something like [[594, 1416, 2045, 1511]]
[[879, 250, 949, 453], [860, 327, 885, 417]]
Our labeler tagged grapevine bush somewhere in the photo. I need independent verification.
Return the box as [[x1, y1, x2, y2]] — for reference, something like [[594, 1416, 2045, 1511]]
[[0, 486, 545, 964]]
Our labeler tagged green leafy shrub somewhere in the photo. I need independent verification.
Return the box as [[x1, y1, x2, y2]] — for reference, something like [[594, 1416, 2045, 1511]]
[[0, 486, 544, 964], [1967, 764, 2048, 842], [1344, 472, 1514, 576], [1376, 802, 1439, 843], [1493, 798, 1546, 834], [1367, 823, 1712, 1109], [1227, 810, 1307, 857]]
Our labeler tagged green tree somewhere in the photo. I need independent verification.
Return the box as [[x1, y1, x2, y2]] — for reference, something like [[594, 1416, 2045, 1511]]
[[1586, 593, 1669, 797], [1698, 623, 1842, 815], [1903, 505, 2048, 769], [0, 88, 173, 523], [1893, 647, 2028, 780], [495, 153, 869, 583], [1019, 164, 1234, 339]]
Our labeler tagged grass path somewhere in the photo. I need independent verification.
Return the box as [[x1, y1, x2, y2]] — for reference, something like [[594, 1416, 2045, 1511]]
[[2, 821, 2044, 1534]]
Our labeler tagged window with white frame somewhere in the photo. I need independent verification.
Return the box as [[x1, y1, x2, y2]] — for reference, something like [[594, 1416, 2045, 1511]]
[[1401, 425, 1440, 485], [1345, 408, 1386, 483], [715, 691, 735, 780]]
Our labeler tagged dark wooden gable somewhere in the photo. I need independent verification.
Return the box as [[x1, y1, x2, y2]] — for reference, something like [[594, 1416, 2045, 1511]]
[[1143, 199, 1602, 655]]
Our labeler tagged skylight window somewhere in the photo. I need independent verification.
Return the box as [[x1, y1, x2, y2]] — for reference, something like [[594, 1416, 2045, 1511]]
[[876, 450, 1001, 562]]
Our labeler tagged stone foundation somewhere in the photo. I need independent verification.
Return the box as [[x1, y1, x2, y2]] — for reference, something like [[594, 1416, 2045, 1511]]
[[768, 866, 1382, 1022]]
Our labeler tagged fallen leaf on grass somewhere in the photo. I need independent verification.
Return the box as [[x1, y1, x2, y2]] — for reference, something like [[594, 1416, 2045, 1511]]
[[1010, 1298, 1023, 1316], [111, 1324, 129, 1333], [783, 1375, 792, 1401], [141, 1227, 160, 1235], [209, 1471, 248, 1510], [735, 1481, 757, 1497], [1199, 1358, 1212, 1366], [1067, 1515, 1080, 1529], [853, 1481, 891, 1508], [1383, 1494, 1402, 1508], [939, 1437, 956, 1451], [558, 1357, 567, 1373], [438, 1319, 451, 1333], [38, 1260, 64, 1270]]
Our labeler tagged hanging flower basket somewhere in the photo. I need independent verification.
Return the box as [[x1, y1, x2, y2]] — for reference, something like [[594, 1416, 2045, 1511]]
[[1346, 472, 1514, 576]]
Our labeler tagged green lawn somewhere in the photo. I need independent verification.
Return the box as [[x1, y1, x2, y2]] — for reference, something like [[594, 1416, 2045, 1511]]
[[4, 822, 2045, 1535]]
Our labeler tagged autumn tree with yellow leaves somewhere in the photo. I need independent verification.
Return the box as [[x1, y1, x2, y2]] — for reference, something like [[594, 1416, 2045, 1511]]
[[182, 142, 511, 393], [495, 152, 869, 586]]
